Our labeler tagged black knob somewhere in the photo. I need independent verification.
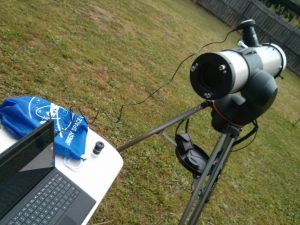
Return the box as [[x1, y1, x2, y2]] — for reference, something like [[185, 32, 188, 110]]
[[93, 141, 104, 155]]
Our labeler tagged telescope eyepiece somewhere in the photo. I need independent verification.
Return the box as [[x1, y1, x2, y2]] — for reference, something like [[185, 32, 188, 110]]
[[235, 19, 259, 47]]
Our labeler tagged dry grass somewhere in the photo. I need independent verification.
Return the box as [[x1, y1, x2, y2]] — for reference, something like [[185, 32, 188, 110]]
[[0, 0, 299, 224]]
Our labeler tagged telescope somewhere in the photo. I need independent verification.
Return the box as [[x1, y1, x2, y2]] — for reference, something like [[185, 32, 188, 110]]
[[118, 19, 287, 225], [190, 19, 286, 131], [190, 19, 287, 101]]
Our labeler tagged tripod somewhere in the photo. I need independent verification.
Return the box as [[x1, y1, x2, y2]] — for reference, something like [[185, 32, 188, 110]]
[[116, 19, 285, 223], [178, 125, 239, 224], [117, 101, 241, 224]]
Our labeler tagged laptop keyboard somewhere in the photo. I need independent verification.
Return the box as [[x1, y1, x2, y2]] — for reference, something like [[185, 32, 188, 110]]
[[7, 172, 80, 225]]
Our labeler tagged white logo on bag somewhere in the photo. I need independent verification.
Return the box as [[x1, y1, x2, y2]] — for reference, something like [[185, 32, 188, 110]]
[[28, 97, 73, 138], [65, 117, 83, 146]]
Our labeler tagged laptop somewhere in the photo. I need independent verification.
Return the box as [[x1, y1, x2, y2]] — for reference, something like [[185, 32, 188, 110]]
[[0, 120, 96, 225]]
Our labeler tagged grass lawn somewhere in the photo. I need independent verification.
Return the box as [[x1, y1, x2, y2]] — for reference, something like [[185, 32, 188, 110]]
[[0, 0, 299, 224]]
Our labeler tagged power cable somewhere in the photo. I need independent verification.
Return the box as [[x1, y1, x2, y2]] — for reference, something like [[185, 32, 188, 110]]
[[92, 29, 236, 124]]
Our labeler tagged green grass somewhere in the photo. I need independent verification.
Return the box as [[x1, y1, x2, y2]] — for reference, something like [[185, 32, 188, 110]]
[[0, 0, 299, 224]]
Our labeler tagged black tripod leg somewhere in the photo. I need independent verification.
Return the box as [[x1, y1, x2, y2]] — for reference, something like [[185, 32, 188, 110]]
[[179, 133, 228, 224], [188, 126, 240, 225], [205, 138, 234, 203], [179, 126, 240, 225]]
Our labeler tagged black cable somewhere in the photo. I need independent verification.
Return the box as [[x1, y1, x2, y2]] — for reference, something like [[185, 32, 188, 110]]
[[185, 119, 190, 133], [232, 120, 259, 152], [109, 53, 195, 123], [53, 106, 89, 137], [194, 29, 235, 55], [92, 29, 235, 124], [231, 130, 258, 152], [174, 118, 190, 138], [175, 119, 185, 136]]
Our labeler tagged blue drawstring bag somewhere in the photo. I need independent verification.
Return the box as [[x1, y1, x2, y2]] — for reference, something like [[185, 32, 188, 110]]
[[0, 96, 88, 160]]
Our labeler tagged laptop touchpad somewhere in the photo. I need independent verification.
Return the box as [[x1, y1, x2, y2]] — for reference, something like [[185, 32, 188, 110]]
[[59, 216, 77, 225]]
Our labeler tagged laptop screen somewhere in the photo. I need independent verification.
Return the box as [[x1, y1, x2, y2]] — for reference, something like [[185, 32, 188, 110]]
[[0, 120, 55, 219]]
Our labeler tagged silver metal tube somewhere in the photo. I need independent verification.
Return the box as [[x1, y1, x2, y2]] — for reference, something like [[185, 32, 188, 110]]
[[117, 102, 210, 152]]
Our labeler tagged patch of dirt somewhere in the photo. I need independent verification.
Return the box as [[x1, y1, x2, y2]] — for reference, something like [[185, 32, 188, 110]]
[[27, 37, 45, 48], [91, 66, 110, 82], [89, 6, 111, 32], [88, 66, 112, 90], [89, 5, 136, 36]]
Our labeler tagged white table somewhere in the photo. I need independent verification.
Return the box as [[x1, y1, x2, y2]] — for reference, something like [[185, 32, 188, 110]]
[[0, 125, 123, 225]]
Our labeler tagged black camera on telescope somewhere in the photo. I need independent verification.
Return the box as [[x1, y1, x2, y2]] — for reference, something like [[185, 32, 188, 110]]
[[190, 19, 287, 131]]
